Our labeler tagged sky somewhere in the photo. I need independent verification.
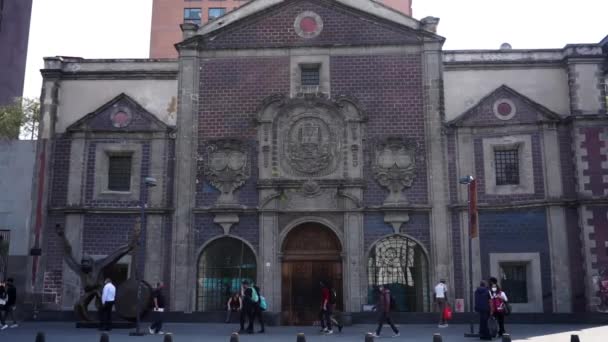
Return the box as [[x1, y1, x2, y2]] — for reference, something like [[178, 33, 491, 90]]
[[23, 0, 608, 99]]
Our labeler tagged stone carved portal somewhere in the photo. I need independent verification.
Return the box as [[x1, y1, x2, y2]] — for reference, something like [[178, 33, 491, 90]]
[[373, 137, 417, 205], [203, 139, 250, 205]]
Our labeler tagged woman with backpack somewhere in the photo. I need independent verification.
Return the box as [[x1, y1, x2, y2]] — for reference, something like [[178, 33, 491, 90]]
[[490, 283, 509, 337], [0, 282, 7, 330], [372, 284, 400, 338]]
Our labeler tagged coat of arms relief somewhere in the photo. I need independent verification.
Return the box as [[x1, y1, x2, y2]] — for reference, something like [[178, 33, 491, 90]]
[[373, 137, 418, 205], [203, 139, 250, 205]]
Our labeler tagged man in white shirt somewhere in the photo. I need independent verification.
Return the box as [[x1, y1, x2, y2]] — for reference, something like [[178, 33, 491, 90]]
[[100, 278, 116, 331], [434, 279, 448, 327]]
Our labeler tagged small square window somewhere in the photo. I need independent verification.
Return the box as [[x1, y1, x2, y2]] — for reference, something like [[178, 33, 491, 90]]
[[184, 8, 202, 25], [208, 7, 226, 21], [500, 263, 528, 303], [494, 148, 519, 185], [300, 65, 320, 86], [108, 155, 132, 191]]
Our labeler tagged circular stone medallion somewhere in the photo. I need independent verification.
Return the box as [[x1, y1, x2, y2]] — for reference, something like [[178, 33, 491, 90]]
[[493, 99, 517, 120], [294, 11, 323, 39], [110, 109, 132, 128]]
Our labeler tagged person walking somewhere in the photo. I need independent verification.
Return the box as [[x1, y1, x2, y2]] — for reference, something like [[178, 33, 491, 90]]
[[328, 284, 343, 333], [251, 285, 265, 333], [3, 278, 17, 328], [474, 281, 492, 341], [434, 279, 449, 327], [490, 284, 508, 337], [149, 282, 166, 335], [319, 281, 333, 334], [0, 282, 8, 330], [372, 284, 400, 338], [239, 281, 255, 334], [100, 278, 116, 331], [225, 292, 242, 323]]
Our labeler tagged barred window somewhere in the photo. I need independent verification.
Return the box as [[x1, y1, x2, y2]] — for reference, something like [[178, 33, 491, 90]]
[[300, 65, 320, 86], [197, 237, 256, 311], [367, 235, 429, 312], [500, 263, 528, 303], [494, 148, 520, 185], [108, 155, 132, 191]]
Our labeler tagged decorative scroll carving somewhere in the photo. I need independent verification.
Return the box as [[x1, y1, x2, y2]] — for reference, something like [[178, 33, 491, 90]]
[[373, 137, 417, 205], [203, 139, 250, 205]]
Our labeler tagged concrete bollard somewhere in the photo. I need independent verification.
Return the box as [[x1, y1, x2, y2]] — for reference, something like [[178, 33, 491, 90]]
[[163, 333, 173, 342], [229, 332, 239, 342], [571, 335, 581, 342], [99, 332, 109, 342], [365, 332, 374, 341], [502, 334, 512, 342], [296, 332, 306, 342], [432, 333, 442, 342], [34, 332, 45, 342]]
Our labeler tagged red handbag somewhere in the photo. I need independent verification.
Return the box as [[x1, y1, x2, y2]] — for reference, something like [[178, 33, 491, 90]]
[[443, 305, 453, 321]]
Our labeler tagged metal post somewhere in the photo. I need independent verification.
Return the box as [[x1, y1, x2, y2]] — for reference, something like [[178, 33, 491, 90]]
[[460, 176, 479, 338]]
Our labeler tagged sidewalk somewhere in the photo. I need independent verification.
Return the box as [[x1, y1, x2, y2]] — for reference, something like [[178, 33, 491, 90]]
[[0, 322, 606, 342]]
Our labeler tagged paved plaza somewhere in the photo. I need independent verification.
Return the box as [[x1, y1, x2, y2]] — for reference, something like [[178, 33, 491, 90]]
[[0, 323, 607, 342]]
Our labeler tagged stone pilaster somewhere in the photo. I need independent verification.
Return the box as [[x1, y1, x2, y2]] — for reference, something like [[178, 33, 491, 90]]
[[171, 28, 200, 312], [259, 212, 280, 312], [422, 40, 453, 288], [564, 45, 606, 115]]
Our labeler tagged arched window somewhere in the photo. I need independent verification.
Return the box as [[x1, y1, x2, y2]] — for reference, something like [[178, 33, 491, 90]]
[[367, 235, 429, 312], [197, 237, 257, 311]]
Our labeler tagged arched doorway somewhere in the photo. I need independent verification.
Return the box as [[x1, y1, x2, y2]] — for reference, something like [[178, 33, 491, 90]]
[[281, 223, 342, 325], [367, 235, 430, 312], [196, 237, 257, 311]]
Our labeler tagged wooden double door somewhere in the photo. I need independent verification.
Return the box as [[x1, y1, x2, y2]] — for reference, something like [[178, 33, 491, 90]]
[[281, 223, 343, 325]]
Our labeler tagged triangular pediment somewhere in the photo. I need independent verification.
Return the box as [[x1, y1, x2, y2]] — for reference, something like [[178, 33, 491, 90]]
[[448, 85, 563, 127], [67, 93, 172, 133], [179, 0, 442, 50]]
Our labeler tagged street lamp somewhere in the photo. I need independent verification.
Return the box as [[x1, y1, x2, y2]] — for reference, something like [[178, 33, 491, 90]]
[[129, 176, 157, 336], [459, 175, 479, 338]]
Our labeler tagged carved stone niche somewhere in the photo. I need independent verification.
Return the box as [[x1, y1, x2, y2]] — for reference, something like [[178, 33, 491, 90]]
[[372, 137, 418, 205], [202, 139, 250, 206]]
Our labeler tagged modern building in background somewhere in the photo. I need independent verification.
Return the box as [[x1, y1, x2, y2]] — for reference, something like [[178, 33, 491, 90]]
[[31, 0, 607, 320], [150, 0, 413, 58], [0, 0, 33, 105]]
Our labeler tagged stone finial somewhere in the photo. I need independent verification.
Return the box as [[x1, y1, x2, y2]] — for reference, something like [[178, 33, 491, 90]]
[[180, 23, 199, 40], [421, 16, 440, 33]]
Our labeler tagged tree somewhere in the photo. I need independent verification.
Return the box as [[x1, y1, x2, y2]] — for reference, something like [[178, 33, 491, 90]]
[[0, 97, 40, 140]]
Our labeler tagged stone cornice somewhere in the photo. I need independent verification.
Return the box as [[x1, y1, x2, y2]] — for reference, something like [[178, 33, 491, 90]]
[[48, 207, 173, 214]]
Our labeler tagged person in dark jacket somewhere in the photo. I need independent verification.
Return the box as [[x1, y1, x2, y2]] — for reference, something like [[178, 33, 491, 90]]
[[0, 282, 7, 329], [372, 285, 400, 338], [4, 278, 17, 328], [474, 281, 492, 341]]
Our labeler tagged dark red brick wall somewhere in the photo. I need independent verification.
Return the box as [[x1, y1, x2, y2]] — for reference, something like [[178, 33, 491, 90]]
[[203, 0, 418, 50], [198, 57, 290, 139], [331, 54, 427, 205], [50, 136, 71, 208]]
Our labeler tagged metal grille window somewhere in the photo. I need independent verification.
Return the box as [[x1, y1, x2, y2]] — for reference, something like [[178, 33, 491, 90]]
[[108, 155, 132, 191], [500, 263, 528, 303], [184, 8, 202, 25], [300, 65, 320, 86], [494, 148, 520, 185], [197, 237, 257, 311], [367, 235, 429, 312]]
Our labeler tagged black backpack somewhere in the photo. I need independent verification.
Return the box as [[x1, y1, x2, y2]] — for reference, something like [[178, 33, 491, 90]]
[[329, 288, 337, 305], [389, 295, 397, 310]]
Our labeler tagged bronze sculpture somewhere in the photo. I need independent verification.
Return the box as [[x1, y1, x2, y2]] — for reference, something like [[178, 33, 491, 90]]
[[55, 220, 143, 321]]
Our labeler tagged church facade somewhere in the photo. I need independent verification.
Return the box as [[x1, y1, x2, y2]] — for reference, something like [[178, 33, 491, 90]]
[[29, 0, 607, 321]]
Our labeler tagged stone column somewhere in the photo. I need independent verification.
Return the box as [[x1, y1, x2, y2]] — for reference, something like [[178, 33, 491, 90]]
[[171, 23, 200, 312], [27, 58, 61, 295], [422, 40, 453, 289], [541, 123, 572, 312], [259, 212, 280, 312], [144, 215, 164, 285], [344, 211, 364, 313]]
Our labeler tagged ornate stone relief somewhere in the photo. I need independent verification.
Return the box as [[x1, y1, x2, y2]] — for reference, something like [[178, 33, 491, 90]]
[[372, 137, 417, 205], [203, 139, 250, 206]]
